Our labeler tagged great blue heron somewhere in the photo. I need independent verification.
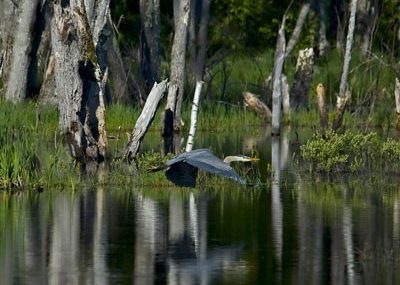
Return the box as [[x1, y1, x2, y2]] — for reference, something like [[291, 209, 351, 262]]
[[149, 148, 259, 187]]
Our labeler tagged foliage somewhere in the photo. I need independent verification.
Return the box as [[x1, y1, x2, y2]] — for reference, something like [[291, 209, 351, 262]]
[[300, 130, 382, 172], [381, 138, 400, 167]]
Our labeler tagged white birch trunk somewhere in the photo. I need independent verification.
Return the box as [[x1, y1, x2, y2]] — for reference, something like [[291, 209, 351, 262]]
[[185, 81, 203, 152], [339, 0, 358, 97], [271, 18, 286, 135], [333, 0, 357, 131]]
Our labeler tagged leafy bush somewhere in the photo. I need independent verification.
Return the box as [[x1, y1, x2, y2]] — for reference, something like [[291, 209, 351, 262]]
[[300, 130, 381, 172]]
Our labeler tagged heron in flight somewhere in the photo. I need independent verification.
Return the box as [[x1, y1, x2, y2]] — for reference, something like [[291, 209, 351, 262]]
[[150, 149, 259, 187]]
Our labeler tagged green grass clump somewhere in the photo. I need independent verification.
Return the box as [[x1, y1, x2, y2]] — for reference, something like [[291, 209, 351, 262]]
[[0, 126, 37, 188]]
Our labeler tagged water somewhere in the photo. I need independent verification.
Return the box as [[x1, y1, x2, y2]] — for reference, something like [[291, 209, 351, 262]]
[[1, 129, 400, 284]]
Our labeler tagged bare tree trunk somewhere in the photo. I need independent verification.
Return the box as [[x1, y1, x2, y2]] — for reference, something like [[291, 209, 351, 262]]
[[5, 0, 39, 102], [318, 0, 330, 56], [357, 0, 379, 55], [0, 0, 20, 87], [285, 1, 311, 57], [125, 80, 167, 162], [291, 48, 315, 109], [140, 0, 161, 91], [51, 0, 110, 162], [185, 81, 203, 152], [333, 0, 358, 131], [281, 74, 290, 117], [272, 17, 286, 136], [163, 0, 191, 142]]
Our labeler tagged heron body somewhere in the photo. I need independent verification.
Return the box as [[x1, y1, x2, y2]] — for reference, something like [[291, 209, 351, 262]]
[[152, 149, 257, 187]]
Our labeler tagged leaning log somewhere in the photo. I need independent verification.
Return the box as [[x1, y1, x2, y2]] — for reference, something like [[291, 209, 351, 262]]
[[125, 80, 167, 162], [243, 92, 272, 122]]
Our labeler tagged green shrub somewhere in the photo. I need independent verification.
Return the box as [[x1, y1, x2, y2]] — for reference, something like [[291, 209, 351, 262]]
[[300, 130, 381, 173]]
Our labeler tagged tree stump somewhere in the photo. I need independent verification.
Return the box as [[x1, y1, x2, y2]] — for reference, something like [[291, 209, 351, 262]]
[[291, 48, 314, 109]]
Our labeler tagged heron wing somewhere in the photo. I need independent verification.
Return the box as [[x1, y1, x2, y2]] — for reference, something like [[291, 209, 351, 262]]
[[184, 149, 246, 184], [166, 161, 198, 187]]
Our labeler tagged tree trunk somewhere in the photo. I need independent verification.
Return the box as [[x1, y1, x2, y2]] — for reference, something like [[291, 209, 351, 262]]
[[291, 48, 315, 109], [125, 80, 167, 162], [51, 0, 110, 162], [0, 0, 20, 87], [4, 0, 39, 102], [139, 0, 161, 92], [31, 0, 53, 102], [333, 0, 358, 131], [318, 0, 329, 56], [356, 0, 378, 55], [194, 0, 210, 81], [281, 74, 290, 117], [185, 81, 203, 152], [285, 1, 311, 57], [164, 0, 191, 139], [271, 17, 286, 136]]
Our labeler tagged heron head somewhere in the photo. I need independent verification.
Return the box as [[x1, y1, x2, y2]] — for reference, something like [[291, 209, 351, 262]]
[[223, 155, 260, 164]]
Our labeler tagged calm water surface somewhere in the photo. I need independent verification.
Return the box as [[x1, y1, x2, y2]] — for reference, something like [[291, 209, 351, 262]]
[[1, 129, 400, 284]]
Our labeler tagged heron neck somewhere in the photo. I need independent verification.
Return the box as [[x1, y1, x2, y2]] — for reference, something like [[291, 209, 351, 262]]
[[223, 156, 235, 164]]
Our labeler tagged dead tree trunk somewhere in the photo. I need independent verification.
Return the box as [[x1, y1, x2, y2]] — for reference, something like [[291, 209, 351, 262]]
[[285, 1, 311, 57], [163, 0, 191, 144], [125, 80, 167, 162], [4, 0, 39, 102], [271, 17, 286, 136], [0, 0, 20, 89], [51, 0, 110, 162], [333, 0, 358, 131], [356, 0, 379, 56], [194, 0, 210, 81], [318, 0, 330, 56], [139, 0, 161, 91], [281, 74, 290, 117], [291, 48, 315, 109], [316, 83, 328, 131]]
